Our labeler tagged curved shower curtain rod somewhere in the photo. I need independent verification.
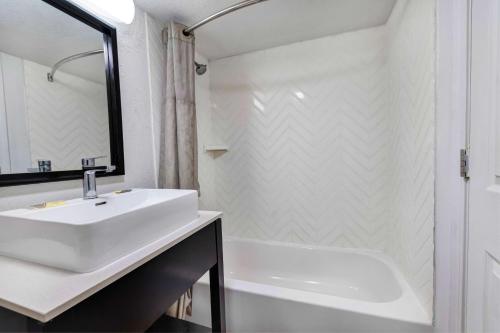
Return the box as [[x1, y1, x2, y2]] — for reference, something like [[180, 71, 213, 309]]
[[47, 49, 104, 82], [183, 0, 269, 75], [47, 1, 267, 80], [183, 0, 269, 35]]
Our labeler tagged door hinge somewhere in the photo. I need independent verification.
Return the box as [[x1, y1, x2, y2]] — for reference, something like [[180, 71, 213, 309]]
[[460, 148, 470, 179]]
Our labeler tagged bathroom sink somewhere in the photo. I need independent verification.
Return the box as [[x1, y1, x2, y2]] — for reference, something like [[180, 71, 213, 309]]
[[0, 189, 198, 272]]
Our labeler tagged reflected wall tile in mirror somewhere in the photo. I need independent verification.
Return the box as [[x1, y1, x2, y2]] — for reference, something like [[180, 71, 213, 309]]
[[0, 0, 112, 175]]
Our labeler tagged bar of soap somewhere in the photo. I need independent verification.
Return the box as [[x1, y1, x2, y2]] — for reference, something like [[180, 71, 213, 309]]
[[32, 201, 66, 209], [113, 189, 132, 194], [45, 201, 66, 208]]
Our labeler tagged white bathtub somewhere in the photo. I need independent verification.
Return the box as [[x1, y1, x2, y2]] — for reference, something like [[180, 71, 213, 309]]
[[189, 238, 432, 332]]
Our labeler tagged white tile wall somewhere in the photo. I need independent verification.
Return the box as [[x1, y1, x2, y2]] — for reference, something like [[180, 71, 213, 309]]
[[24, 60, 110, 171], [199, 0, 435, 317], [195, 52, 217, 210], [386, 0, 436, 317], [208, 27, 391, 248]]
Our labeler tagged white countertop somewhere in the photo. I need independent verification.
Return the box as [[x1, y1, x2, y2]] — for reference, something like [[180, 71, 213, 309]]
[[0, 210, 222, 323]]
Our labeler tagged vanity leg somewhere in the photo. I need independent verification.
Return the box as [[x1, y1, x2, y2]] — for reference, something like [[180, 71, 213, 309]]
[[209, 219, 225, 333]]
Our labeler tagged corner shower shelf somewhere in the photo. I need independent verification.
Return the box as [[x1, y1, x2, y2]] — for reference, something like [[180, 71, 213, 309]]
[[204, 145, 229, 153]]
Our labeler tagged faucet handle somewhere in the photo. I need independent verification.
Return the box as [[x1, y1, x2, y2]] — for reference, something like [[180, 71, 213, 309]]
[[83, 165, 116, 177], [88, 165, 116, 175], [82, 156, 107, 169]]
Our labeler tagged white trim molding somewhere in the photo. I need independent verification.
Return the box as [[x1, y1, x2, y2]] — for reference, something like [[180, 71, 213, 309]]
[[434, 0, 469, 331]]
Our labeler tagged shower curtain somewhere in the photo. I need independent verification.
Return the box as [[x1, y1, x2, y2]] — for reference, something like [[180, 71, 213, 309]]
[[160, 22, 199, 319], [159, 21, 199, 191]]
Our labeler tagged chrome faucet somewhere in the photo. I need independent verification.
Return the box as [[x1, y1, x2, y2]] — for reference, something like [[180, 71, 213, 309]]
[[83, 165, 116, 200]]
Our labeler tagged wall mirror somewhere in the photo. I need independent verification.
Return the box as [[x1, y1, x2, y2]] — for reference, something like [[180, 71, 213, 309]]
[[0, 0, 124, 187]]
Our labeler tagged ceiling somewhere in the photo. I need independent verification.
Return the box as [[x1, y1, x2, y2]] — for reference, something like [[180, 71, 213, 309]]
[[0, 0, 106, 84], [135, 0, 397, 60]]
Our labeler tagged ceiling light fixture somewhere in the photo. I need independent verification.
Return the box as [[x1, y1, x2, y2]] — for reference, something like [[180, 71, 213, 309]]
[[71, 0, 136, 25]]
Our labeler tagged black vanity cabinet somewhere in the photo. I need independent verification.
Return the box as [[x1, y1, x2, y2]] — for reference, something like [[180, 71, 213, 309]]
[[0, 218, 225, 332]]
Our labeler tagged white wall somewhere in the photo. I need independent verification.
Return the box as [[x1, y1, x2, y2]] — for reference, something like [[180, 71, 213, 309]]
[[199, 0, 435, 317], [0, 55, 9, 173], [386, 0, 436, 317], [0, 52, 31, 173], [0, 7, 157, 210]]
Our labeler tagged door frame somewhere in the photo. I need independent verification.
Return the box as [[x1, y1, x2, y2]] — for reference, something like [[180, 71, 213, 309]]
[[434, 0, 470, 331], [462, 0, 500, 330]]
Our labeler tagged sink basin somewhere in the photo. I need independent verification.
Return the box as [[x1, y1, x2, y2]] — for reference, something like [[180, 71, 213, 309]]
[[0, 189, 198, 272]]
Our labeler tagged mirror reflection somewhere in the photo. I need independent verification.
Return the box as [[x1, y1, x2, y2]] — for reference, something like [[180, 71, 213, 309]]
[[0, 0, 110, 174]]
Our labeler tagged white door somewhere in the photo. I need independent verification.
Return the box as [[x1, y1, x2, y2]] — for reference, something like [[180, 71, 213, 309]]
[[467, 0, 500, 331]]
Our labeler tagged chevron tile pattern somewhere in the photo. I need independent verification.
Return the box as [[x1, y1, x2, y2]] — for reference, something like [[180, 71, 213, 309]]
[[208, 27, 391, 249], [386, 0, 435, 317], [194, 52, 217, 210], [200, 0, 435, 316], [24, 60, 110, 171]]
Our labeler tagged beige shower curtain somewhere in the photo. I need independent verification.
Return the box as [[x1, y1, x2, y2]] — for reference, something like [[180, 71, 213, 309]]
[[160, 22, 199, 319], [159, 21, 199, 191]]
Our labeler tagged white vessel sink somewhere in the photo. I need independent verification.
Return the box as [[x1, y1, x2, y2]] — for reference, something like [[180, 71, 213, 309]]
[[0, 189, 198, 272]]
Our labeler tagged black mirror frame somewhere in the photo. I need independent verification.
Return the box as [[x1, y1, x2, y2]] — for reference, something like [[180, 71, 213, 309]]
[[0, 0, 125, 187]]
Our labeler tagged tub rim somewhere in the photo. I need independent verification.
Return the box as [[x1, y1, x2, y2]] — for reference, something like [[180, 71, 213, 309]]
[[197, 237, 432, 326]]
